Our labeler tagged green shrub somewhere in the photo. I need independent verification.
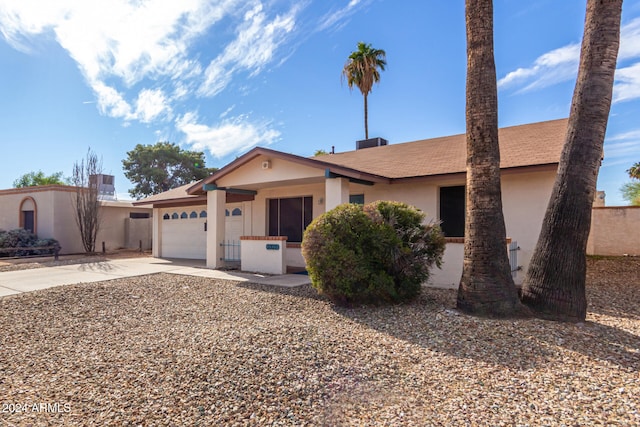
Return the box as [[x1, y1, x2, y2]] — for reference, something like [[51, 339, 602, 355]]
[[0, 229, 60, 257], [302, 201, 445, 306]]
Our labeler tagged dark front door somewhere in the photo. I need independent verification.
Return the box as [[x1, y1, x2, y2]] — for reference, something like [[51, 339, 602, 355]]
[[23, 210, 34, 234]]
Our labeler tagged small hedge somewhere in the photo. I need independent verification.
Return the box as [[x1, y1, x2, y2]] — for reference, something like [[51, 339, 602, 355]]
[[302, 201, 445, 306], [0, 229, 60, 258]]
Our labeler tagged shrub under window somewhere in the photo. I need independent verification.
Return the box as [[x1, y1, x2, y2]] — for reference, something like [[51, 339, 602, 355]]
[[302, 201, 445, 306]]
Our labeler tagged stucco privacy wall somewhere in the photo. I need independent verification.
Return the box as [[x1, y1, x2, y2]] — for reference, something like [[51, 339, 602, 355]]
[[587, 206, 640, 256], [99, 205, 152, 252], [0, 187, 82, 253], [0, 186, 152, 254]]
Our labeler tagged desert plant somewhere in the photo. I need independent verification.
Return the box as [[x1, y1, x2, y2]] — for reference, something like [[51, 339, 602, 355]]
[[302, 201, 445, 306], [0, 229, 59, 257]]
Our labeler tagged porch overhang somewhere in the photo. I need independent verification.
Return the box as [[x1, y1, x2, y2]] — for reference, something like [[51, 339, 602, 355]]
[[325, 169, 375, 186]]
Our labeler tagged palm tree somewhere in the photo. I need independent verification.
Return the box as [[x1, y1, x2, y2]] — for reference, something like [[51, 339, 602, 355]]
[[456, 0, 523, 316], [627, 162, 640, 180], [342, 42, 386, 139], [521, 0, 623, 322]]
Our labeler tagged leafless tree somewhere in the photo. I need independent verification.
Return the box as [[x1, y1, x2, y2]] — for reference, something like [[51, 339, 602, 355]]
[[71, 148, 103, 253]]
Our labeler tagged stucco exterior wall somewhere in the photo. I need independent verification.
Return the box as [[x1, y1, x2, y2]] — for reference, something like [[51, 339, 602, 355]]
[[53, 191, 84, 253], [98, 205, 152, 252], [125, 218, 153, 250], [346, 170, 556, 284], [587, 206, 640, 256], [213, 168, 555, 284], [0, 187, 152, 255], [216, 156, 325, 189], [500, 170, 556, 282]]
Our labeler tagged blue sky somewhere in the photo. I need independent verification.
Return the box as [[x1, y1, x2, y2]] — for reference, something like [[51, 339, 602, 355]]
[[1, 0, 639, 205]]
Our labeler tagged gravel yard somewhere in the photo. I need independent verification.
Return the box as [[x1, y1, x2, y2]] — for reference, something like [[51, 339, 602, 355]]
[[0, 257, 638, 426]]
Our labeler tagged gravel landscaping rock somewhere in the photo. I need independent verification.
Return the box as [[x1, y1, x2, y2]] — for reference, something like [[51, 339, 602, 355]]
[[0, 257, 638, 426]]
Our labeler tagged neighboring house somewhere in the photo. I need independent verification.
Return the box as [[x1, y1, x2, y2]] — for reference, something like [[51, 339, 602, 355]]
[[136, 118, 567, 287], [0, 182, 153, 254]]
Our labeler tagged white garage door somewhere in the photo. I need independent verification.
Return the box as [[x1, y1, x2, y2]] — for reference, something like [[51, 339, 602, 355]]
[[225, 203, 244, 243], [161, 208, 207, 259]]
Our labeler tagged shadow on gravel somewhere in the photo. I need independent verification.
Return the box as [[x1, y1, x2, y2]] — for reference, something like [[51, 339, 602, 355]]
[[234, 274, 639, 371], [332, 287, 640, 371], [234, 281, 324, 302]]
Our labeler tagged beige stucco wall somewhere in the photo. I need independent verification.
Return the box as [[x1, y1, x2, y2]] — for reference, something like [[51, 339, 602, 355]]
[[98, 205, 153, 252], [0, 187, 151, 254], [216, 156, 325, 189], [343, 170, 556, 285], [587, 206, 640, 256], [0, 188, 81, 253], [125, 218, 152, 250], [201, 167, 556, 284]]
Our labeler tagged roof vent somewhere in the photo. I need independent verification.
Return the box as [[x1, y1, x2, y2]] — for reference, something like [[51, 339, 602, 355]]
[[356, 137, 388, 150]]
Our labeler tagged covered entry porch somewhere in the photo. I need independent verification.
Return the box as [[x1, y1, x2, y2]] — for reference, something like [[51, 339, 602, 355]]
[[190, 148, 387, 275]]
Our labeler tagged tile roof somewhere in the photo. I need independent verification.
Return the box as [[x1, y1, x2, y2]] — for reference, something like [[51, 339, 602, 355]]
[[316, 118, 567, 179]]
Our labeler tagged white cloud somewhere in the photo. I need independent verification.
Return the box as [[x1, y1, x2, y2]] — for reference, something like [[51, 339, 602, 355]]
[[613, 62, 640, 103], [607, 129, 640, 141], [619, 17, 640, 60], [497, 44, 580, 92], [135, 89, 171, 123], [317, 0, 371, 32], [199, 3, 298, 97], [1, 0, 231, 84], [92, 80, 133, 120], [0, 0, 302, 152], [498, 16, 640, 99], [603, 128, 640, 165], [176, 112, 281, 158]]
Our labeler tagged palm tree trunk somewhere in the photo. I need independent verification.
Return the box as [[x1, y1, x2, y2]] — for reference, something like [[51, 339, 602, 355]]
[[456, 0, 522, 317], [364, 92, 369, 139], [521, 0, 622, 322]]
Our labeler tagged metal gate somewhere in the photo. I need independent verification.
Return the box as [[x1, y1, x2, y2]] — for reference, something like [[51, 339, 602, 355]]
[[508, 241, 520, 277], [220, 240, 241, 262]]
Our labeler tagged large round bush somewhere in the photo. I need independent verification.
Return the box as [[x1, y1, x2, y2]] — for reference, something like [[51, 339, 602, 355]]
[[302, 201, 445, 305]]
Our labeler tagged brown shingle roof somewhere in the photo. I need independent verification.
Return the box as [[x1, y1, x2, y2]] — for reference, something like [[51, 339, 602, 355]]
[[132, 182, 206, 206], [317, 118, 567, 179]]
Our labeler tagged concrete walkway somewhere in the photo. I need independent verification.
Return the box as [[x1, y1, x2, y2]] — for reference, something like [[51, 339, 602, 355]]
[[0, 257, 311, 298]]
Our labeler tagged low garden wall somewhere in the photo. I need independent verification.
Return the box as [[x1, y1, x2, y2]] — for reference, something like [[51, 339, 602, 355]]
[[587, 206, 640, 256]]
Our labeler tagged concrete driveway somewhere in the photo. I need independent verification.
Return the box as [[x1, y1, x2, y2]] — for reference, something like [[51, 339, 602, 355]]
[[0, 257, 310, 298]]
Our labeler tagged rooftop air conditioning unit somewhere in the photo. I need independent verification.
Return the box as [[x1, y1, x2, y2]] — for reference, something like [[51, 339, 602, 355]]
[[356, 137, 388, 150]]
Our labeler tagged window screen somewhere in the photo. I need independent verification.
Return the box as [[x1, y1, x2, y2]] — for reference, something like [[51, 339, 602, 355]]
[[268, 196, 313, 242]]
